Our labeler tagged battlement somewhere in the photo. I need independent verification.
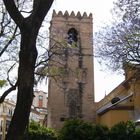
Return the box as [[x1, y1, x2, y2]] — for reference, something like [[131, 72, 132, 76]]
[[52, 10, 92, 19]]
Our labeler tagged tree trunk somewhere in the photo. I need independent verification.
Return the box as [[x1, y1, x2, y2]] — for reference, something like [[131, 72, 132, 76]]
[[6, 31, 38, 140], [2, 1, 54, 139]]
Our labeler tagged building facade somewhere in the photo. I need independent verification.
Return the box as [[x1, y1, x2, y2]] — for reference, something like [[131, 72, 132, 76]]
[[33, 91, 48, 109], [47, 10, 95, 129], [96, 65, 140, 128], [32, 91, 48, 124], [0, 99, 15, 140]]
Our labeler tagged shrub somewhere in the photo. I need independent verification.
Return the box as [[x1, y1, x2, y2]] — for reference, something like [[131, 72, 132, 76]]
[[109, 121, 135, 140], [58, 119, 95, 140], [134, 127, 140, 140], [93, 124, 109, 140], [58, 119, 109, 140], [26, 120, 140, 140], [27, 121, 57, 140]]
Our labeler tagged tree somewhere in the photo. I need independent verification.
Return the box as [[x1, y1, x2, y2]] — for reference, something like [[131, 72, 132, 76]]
[[58, 119, 109, 140], [0, 0, 19, 58], [27, 121, 57, 140], [58, 119, 95, 140], [0, 0, 19, 98], [109, 121, 136, 140], [0, 0, 51, 103], [95, 0, 140, 71], [1, 0, 54, 140]]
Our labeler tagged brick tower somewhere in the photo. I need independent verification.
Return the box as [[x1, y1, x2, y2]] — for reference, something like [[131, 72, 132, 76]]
[[47, 10, 95, 129]]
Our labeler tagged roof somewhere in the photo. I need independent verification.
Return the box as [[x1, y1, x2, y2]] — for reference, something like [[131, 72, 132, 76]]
[[97, 92, 133, 115]]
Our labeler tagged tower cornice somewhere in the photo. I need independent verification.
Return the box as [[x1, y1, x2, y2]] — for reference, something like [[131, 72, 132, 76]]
[[52, 10, 93, 19]]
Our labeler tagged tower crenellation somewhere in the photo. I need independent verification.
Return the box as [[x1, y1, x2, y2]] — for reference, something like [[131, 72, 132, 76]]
[[52, 10, 92, 20]]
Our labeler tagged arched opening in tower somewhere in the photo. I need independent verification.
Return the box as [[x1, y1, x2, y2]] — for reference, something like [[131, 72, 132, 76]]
[[67, 28, 78, 47]]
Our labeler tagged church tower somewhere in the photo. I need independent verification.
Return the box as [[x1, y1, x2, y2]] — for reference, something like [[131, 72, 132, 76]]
[[47, 10, 95, 129]]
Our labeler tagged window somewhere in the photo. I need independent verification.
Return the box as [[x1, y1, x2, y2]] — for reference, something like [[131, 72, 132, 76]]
[[67, 28, 78, 47], [9, 109, 13, 116], [38, 95, 43, 108]]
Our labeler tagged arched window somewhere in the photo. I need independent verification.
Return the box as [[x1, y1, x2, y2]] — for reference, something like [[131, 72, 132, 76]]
[[67, 28, 78, 47]]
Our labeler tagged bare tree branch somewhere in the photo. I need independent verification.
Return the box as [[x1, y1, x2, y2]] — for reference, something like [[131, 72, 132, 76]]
[[0, 81, 17, 104], [0, 26, 18, 57], [2, 0, 24, 28]]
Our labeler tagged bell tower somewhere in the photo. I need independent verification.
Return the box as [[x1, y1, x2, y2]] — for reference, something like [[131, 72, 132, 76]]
[[47, 10, 95, 129]]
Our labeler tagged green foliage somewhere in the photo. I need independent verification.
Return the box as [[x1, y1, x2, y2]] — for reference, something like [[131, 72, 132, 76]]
[[27, 121, 57, 140], [58, 119, 94, 140], [0, 80, 7, 88], [26, 120, 140, 140], [126, 121, 136, 135], [37, 66, 66, 77], [109, 121, 136, 140], [58, 119, 109, 140], [134, 127, 140, 140], [93, 124, 109, 140]]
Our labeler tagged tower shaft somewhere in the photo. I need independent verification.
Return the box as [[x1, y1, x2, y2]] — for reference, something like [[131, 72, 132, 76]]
[[47, 10, 95, 129]]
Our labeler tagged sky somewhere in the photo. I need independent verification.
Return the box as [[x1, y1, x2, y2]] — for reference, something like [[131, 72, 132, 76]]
[[51, 0, 115, 31], [47, 0, 125, 101]]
